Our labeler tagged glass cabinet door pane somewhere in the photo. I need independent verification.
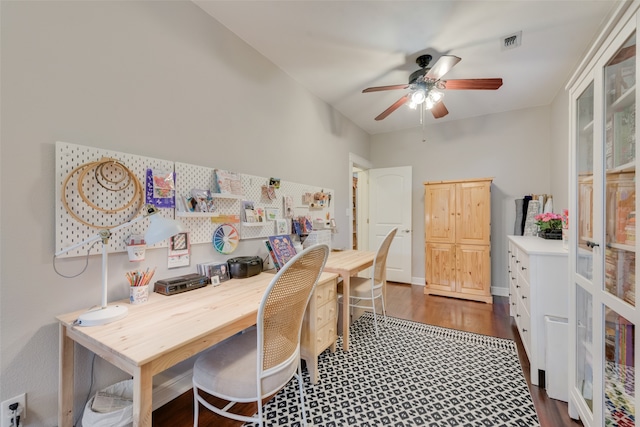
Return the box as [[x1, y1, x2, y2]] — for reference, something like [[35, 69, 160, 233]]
[[603, 33, 636, 305], [577, 82, 595, 281], [576, 286, 594, 410], [604, 307, 635, 426]]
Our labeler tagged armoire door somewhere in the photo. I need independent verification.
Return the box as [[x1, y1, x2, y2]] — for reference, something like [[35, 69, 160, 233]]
[[456, 180, 492, 245], [456, 244, 491, 301], [425, 242, 455, 292], [424, 183, 455, 243]]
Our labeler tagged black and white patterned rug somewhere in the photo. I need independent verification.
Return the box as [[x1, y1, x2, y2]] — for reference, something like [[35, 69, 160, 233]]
[[245, 313, 540, 426]]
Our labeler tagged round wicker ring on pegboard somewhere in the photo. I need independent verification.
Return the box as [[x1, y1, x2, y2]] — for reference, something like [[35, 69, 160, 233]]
[[61, 157, 144, 228]]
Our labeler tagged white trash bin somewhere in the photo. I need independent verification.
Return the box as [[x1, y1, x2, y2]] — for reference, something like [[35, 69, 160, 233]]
[[81, 379, 133, 427], [545, 315, 569, 402]]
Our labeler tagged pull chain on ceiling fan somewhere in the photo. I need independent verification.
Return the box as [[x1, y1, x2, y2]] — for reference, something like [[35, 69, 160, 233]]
[[362, 54, 503, 121]]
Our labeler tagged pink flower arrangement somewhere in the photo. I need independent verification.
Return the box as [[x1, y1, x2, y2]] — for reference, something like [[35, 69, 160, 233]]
[[535, 212, 563, 231]]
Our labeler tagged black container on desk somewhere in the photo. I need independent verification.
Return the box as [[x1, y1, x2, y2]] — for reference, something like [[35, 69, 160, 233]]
[[227, 256, 263, 278]]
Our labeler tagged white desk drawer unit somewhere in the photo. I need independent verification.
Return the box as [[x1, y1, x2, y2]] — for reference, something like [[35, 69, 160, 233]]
[[507, 236, 568, 387], [300, 273, 338, 384]]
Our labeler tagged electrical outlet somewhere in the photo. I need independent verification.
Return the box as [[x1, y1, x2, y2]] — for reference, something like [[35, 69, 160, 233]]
[[1, 394, 26, 427]]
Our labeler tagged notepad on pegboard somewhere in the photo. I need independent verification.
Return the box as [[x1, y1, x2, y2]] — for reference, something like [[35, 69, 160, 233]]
[[214, 169, 243, 196]]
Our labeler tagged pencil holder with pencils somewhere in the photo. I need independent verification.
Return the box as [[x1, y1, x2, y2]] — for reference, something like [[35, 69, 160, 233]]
[[130, 285, 149, 305], [127, 268, 155, 305]]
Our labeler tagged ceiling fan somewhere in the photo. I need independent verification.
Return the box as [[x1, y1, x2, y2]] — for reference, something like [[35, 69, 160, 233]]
[[363, 54, 503, 121]]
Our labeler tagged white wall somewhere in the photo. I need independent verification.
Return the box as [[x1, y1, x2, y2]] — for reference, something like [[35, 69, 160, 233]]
[[550, 84, 571, 214], [0, 2, 370, 425], [370, 106, 554, 293]]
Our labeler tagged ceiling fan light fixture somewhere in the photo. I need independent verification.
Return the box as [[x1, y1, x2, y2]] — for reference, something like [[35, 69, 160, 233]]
[[429, 90, 443, 103], [424, 98, 435, 110], [411, 89, 426, 105]]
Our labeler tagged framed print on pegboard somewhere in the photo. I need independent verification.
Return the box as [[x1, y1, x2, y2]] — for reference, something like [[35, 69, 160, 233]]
[[168, 232, 190, 268], [275, 219, 288, 234]]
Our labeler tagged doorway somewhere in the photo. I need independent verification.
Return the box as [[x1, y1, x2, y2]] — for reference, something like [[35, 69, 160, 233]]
[[349, 153, 372, 251], [348, 154, 413, 284], [352, 166, 370, 250]]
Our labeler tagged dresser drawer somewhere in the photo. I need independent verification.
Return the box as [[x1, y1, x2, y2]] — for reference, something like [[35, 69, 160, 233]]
[[508, 244, 518, 274], [316, 321, 337, 350], [509, 282, 518, 317], [516, 297, 532, 359], [315, 281, 336, 306], [518, 277, 531, 315], [516, 252, 530, 284], [316, 298, 336, 327]]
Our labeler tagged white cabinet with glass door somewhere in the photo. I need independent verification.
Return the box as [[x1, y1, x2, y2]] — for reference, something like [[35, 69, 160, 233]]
[[568, 5, 638, 426]]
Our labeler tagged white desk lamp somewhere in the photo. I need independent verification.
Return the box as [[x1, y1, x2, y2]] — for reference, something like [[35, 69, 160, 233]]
[[54, 204, 185, 326]]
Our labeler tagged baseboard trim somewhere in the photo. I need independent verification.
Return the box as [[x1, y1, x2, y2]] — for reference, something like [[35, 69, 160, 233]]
[[491, 286, 509, 297], [152, 369, 193, 410]]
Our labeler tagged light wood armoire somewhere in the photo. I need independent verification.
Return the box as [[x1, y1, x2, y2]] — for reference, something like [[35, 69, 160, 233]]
[[424, 178, 492, 303]]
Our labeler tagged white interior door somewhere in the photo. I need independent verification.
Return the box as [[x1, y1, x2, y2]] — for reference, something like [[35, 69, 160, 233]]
[[368, 166, 412, 284]]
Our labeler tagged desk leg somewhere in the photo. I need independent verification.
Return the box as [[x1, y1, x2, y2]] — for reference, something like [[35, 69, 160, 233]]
[[132, 364, 153, 427], [342, 275, 350, 351], [58, 324, 75, 427]]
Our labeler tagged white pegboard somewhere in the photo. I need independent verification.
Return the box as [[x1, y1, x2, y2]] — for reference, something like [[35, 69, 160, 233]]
[[174, 162, 242, 245], [239, 173, 334, 240], [55, 142, 175, 257], [56, 143, 335, 257], [172, 165, 334, 244]]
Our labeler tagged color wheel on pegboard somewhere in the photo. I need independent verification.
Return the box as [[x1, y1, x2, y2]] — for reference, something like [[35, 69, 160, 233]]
[[212, 223, 239, 254]]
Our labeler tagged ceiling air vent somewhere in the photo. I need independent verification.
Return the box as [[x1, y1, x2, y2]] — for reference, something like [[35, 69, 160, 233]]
[[501, 31, 522, 51]]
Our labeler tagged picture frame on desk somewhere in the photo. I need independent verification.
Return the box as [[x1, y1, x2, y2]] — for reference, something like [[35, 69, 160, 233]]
[[196, 261, 230, 283]]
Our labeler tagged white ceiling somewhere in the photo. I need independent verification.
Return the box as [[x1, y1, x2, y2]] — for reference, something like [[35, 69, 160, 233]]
[[194, 1, 622, 135]]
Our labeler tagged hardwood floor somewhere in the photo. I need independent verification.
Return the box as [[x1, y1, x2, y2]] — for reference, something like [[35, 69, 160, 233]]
[[153, 282, 582, 427]]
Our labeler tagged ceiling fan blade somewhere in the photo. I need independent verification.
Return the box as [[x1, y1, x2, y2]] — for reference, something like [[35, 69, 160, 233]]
[[425, 55, 461, 80], [375, 94, 410, 121], [363, 84, 409, 93], [431, 101, 449, 119], [443, 78, 503, 90]]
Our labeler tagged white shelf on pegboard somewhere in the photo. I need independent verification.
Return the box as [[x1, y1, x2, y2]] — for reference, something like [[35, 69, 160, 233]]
[[176, 211, 218, 218], [242, 222, 269, 227], [212, 193, 243, 199]]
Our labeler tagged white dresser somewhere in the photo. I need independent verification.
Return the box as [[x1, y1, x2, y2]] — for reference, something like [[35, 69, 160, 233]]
[[508, 236, 569, 387]]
